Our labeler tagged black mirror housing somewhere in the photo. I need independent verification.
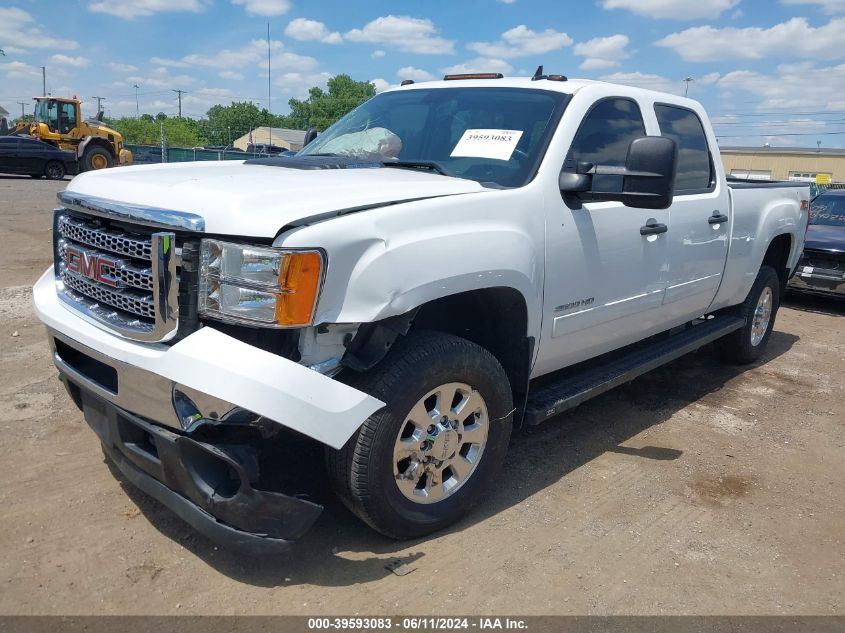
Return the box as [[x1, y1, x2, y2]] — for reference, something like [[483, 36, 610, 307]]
[[559, 136, 678, 210], [621, 136, 677, 209], [303, 127, 318, 147]]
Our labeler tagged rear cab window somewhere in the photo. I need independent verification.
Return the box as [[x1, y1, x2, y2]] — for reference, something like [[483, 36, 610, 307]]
[[654, 104, 714, 194]]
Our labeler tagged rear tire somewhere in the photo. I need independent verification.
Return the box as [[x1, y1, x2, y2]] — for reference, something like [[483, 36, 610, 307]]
[[327, 330, 513, 539], [44, 160, 66, 180], [715, 265, 780, 364], [82, 146, 113, 171]]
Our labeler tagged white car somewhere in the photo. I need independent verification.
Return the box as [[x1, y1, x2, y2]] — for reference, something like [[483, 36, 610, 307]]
[[34, 73, 810, 552]]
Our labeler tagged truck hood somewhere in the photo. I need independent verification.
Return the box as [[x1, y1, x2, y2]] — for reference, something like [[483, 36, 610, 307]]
[[805, 224, 845, 252], [63, 160, 489, 236]]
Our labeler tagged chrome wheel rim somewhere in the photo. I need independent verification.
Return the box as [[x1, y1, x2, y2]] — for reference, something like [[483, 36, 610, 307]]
[[750, 286, 773, 346], [393, 382, 489, 504]]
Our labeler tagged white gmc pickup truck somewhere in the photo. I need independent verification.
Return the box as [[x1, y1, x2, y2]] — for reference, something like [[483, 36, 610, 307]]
[[33, 74, 810, 552]]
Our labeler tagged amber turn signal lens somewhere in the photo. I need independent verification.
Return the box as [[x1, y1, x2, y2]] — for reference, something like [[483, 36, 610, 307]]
[[275, 251, 323, 326]]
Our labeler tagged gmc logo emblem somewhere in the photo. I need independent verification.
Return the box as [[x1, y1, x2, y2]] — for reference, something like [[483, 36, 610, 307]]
[[64, 245, 123, 288]]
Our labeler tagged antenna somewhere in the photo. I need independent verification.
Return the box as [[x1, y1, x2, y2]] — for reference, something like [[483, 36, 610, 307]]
[[532, 65, 545, 81]]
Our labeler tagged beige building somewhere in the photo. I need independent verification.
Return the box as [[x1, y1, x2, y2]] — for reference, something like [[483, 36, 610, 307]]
[[233, 126, 307, 152], [720, 146, 845, 183]]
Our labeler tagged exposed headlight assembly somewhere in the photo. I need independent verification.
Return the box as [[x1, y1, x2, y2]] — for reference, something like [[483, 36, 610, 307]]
[[199, 239, 324, 327]]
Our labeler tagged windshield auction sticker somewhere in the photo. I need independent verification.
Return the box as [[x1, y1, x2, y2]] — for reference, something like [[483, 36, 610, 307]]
[[450, 129, 524, 161]]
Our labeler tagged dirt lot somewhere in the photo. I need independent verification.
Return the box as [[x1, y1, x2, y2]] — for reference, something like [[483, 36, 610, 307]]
[[1, 175, 843, 615]]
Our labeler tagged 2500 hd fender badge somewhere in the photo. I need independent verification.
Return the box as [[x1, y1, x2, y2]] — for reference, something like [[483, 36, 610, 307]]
[[555, 297, 595, 313]]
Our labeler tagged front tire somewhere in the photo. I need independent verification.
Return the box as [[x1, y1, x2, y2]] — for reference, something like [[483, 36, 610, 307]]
[[716, 265, 780, 364], [82, 146, 113, 171], [327, 331, 513, 539]]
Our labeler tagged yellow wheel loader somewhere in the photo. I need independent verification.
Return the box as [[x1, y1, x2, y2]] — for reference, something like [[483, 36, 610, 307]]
[[14, 97, 132, 171]]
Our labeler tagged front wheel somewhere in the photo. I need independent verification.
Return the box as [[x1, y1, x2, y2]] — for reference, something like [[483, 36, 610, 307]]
[[715, 265, 780, 364], [44, 160, 66, 180], [82, 146, 113, 171], [327, 331, 513, 539]]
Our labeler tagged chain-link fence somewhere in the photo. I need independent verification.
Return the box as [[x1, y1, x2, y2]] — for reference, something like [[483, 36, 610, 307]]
[[126, 144, 268, 165]]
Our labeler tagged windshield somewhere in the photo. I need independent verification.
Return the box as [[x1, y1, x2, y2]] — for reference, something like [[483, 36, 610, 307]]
[[810, 194, 845, 226], [33, 100, 57, 130], [299, 87, 569, 188]]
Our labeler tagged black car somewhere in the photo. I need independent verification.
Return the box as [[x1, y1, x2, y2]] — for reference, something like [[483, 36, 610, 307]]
[[788, 189, 845, 298], [0, 136, 78, 180]]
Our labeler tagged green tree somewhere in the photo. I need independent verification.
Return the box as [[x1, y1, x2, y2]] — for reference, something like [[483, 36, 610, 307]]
[[284, 74, 376, 131], [109, 116, 208, 147]]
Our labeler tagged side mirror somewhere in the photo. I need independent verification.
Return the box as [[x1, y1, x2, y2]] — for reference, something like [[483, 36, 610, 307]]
[[303, 127, 318, 147], [560, 136, 678, 210]]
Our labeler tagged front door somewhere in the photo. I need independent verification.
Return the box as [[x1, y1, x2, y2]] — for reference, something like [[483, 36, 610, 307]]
[[534, 97, 671, 377]]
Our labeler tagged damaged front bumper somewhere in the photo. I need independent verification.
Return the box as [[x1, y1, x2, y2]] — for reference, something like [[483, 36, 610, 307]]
[[78, 384, 319, 553], [32, 268, 385, 551]]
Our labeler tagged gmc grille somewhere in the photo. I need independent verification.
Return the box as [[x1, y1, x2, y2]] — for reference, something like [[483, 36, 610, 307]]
[[54, 212, 180, 342]]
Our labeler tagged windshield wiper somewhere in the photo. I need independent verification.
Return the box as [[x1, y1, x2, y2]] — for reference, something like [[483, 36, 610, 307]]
[[381, 160, 453, 177]]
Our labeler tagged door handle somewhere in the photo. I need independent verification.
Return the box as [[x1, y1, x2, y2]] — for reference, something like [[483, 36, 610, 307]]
[[709, 211, 729, 224], [640, 222, 668, 236]]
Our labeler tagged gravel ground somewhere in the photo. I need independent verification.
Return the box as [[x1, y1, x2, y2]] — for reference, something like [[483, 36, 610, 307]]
[[0, 175, 843, 615]]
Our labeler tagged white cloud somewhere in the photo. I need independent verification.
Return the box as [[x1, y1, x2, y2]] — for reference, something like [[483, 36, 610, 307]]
[[573, 34, 630, 70], [88, 0, 205, 19], [0, 60, 40, 80], [371, 50, 386, 58], [598, 71, 680, 94], [718, 62, 845, 111], [275, 71, 332, 97], [600, 0, 740, 19], [109, 62, 138, 72], [285, 18, 342, 44], [0, 7, 78, 49], [441, 58, 514, 75], [397, 66, 435, 81], [346, 15, 455, 55], [50, 54, 90, 68], [219, 70, 244, 80], [370, 78, 397, 93], [657, 17, 845, 62], [127, 67, 201, 90], [782, 0, 845, 14], [467, 25, 572, 58], [151, 40, 318, 72], [232, 0, 291, 16]]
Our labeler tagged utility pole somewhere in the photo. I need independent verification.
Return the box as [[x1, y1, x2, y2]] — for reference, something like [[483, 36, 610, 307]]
[[172, 89, 186, 117], [41, 66, 46, 95], [17, 101, 27, 118], [133, 84, 140, 118], [91, 96, 105, 114], [267, 22, 272, 149], [683, 76, 694, 97]]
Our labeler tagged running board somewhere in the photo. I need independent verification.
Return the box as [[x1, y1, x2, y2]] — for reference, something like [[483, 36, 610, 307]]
[[524, 315, 745, 426]]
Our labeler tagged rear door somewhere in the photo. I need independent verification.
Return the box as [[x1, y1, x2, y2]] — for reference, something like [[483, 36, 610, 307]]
[[16, 137, 47, 175], [653, 104, 730, 321]]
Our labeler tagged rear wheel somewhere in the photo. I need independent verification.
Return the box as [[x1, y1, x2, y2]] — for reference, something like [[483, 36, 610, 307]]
[[716, 265, 780, 364], [44, 160, 66, 180], [82, 146, 113, 171], [327, 331, 513, 539]]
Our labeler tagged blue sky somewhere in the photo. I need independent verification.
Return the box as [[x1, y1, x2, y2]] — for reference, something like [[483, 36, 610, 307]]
[[1, 0, 844, 146]]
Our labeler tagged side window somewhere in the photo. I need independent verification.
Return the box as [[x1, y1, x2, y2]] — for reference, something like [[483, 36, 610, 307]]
[[655, 104, 713, 193], [60, 102, 77, 134], [567, 98, 645, 193]]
